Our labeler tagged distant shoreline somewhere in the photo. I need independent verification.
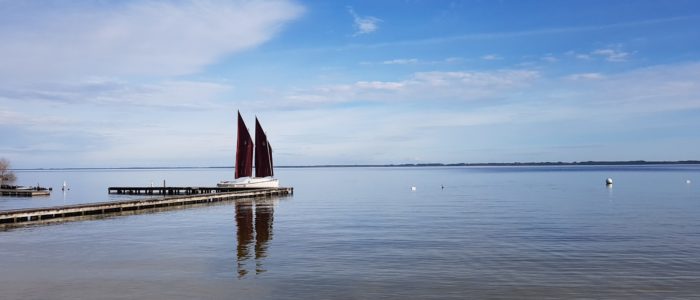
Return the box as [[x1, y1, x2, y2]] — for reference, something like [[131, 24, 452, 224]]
[[11, 160, 700, 171]]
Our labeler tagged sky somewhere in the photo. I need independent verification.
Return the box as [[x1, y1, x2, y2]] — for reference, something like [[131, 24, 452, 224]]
[[1, 0, 699, 168]]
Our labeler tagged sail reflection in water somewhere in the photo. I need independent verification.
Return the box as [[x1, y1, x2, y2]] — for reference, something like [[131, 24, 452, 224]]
[[235, 199, 275, 278]]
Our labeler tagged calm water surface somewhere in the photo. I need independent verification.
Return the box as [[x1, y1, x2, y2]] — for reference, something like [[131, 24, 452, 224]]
[[1, 166, 700, 299]]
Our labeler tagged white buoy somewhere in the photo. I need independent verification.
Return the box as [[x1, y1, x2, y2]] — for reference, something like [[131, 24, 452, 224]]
[[606, 178, 613, 185], [411, 186, 416, 191], [687, 179, 692, 184]]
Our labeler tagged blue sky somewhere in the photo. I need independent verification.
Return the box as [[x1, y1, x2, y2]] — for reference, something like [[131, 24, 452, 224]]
[[1, 0, 699, 168]]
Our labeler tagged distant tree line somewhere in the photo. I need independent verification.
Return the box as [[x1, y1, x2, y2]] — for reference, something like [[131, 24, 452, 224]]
[[278, 160, 700, 168], [0, 158, 17, 188]]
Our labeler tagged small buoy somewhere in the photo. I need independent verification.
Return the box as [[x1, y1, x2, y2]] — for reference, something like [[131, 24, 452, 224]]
[[411, 186, 416, 191], [687, 179, 692, 184], [606, 178, 613, 185]]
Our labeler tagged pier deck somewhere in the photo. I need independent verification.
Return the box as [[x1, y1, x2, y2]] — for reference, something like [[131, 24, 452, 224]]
[[1, 189, 51, 197], [0, 187, 292, 227]]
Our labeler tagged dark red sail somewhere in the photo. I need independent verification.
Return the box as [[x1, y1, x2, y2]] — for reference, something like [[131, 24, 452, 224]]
[[255, 117, 274, 177], [235, 111, 254, 179]]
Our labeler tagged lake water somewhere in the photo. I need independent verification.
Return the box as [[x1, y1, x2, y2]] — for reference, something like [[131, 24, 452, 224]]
[[1, 166, 700, 299]]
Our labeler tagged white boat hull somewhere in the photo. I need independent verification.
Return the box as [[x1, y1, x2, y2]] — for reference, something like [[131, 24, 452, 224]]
[[217, 177, 279, 188]]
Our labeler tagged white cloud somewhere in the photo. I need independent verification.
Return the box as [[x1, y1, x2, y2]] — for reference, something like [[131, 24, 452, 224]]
[[565, 73, 605, 80], [481, 54, 502, 60], [444, 57, 465, 63], [263, 69, 540, 108], [0, 0, 304, 167], [585, 62, 700, 112], [382, 58, 419, 65], [355, 81, 405, 90], [563, 47, 630, 62], [258, 62, 700, 122], [0, 79, 232, 109], [348, 7, 381, 36], [365, 57, 463, 66], [149, 62, 700, 165], [0, 0, 304, 81], [592, 48, 629, 62], [565, 50, 592, 60], [412, 70, 538, 87], [0, 108, 83, 130], [6, 61, 700, 167], [541, 54, 559, 63]]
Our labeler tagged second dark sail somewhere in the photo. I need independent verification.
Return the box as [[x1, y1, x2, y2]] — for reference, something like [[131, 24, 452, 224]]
[[255, 117, 274, 178]]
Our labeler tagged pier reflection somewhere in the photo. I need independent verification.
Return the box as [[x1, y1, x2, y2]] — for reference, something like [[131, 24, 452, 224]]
[[235, 198, 275, 278]]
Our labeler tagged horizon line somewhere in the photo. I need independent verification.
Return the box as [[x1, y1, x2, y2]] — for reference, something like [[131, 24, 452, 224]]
[[10, 160, 700, 171]]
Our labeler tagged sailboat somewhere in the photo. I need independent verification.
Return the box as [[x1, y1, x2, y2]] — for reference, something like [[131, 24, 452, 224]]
[[218, 111, 280, 188]]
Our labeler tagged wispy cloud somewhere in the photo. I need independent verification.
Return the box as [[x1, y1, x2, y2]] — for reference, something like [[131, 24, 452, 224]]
[[541, 54, 559, 63], [0, 0, 304, 81], [348, 7, 381, 36], [6, 60, 700, 167], [565, 48, 629, 62], [363, 57, 465, 66], [256, 61, 700, 121], [0, 108, 79, 128], [592, 48, 630, 62], [481, 54, 503, 61], [574, 53, 592, 60], [0, 79, 232, 109], [0, 0, 301, 166], [579, 62, 700, 112], [260, 62, 700, 164], [325, 15, 696, 50], [565, 73, 605, 80], [260, 69, 540, 109], [445, 57, 465, 64], [382, 58, 419, 65]]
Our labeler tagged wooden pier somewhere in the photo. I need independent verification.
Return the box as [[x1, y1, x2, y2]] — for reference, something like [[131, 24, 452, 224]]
[[1, 189, 51, 197], [0, 187, 292, 227]]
